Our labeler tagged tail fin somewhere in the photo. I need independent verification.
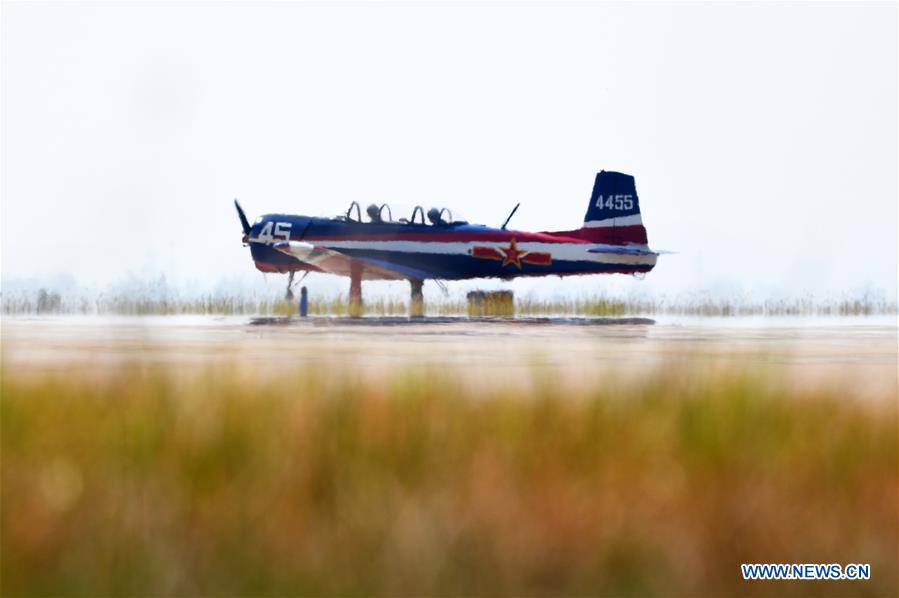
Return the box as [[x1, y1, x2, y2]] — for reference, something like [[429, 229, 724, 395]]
[[585, 171, 641, 225], [560, 170, 648, 245]]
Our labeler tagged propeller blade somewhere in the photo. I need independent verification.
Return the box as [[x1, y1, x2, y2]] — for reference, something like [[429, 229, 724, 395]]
[[234, 199, 251, 235]]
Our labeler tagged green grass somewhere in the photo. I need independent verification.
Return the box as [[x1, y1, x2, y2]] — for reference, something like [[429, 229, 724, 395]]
[[1, 361, 896, 596]]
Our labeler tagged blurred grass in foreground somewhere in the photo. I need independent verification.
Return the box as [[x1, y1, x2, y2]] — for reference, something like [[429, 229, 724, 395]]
[[1, 363, 896, 596]]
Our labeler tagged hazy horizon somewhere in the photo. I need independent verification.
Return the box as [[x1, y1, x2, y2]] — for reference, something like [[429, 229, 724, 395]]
[[2, 2, 896, 302]]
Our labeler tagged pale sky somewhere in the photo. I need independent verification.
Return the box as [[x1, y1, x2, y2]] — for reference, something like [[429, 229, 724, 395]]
[[2, 1, 896, 301]]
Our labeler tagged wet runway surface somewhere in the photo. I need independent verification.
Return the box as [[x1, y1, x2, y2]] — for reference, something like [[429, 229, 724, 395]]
[[249, 315, 658, 326], [3, 314, 896, 399]]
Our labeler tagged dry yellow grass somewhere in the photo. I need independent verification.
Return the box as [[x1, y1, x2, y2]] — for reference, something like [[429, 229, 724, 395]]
[[3, 289, 896, 317], [1, 361, 896, 596]]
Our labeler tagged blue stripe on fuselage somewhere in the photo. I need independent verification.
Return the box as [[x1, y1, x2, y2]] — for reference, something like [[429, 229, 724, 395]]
[[251, 214, 498, 241], [337, 249, 651, 280], [249, 242, 304, 266]]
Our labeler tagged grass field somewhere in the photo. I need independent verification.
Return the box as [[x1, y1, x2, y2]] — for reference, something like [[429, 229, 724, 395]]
[[3, 289, 896, 317], [2, 359, 896, 596]]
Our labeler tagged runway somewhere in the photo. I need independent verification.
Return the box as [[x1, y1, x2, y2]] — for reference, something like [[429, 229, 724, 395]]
[[2, 314, 895, 399]]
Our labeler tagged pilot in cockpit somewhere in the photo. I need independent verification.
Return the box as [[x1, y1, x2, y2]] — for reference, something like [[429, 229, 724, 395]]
[[427, 207, 449, 226], [366, 203, 382, 223]]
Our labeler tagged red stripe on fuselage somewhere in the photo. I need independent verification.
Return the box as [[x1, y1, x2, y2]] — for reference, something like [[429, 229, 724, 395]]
[[521, 252, 552, 266], [301, 226, 646, 245], [550, 225, 648, 245], [301, 230, 586, 244], [472, 246, 503, 260]]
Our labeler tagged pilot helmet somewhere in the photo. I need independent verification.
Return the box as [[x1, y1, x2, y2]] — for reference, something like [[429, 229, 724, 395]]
[[366, 203, 381, 222]]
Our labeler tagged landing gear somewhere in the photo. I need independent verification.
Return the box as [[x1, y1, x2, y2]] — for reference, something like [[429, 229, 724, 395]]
[[342, 270, 425, 319], [410, 279, 424, 318], [285, 270, 309, 301], [349, 262, 363, 317], [285, 271, 295, 301]]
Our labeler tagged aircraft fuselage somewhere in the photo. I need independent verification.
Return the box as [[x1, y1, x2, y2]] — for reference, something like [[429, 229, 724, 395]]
[[247, 214, 656, 281]]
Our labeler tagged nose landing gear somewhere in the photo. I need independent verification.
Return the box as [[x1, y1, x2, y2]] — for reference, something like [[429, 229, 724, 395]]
[[285, 271, 295, 301], [285, 270, 309, 301]]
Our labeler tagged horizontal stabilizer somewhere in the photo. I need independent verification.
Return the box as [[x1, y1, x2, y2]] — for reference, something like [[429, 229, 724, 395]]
[[588, 244, 657, 256]]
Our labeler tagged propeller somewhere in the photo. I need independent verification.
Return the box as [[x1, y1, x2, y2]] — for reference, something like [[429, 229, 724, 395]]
[[234, 199, 250, 244], [234, 198, 306, 301]]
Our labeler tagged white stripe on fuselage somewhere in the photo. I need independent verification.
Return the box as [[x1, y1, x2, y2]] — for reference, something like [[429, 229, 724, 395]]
[[301, 239, 657, 266], [583, 214, 643, 228]]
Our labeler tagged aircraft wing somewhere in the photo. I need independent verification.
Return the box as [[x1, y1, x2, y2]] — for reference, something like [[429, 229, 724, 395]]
[[271, 241, 424, 281]]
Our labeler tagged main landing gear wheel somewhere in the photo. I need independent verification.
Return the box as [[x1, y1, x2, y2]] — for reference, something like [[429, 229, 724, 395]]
[[348, 263, 363, 317], [410, 279, 424, 318]]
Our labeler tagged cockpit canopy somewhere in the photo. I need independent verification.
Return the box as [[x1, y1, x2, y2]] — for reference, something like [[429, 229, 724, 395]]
[[340, 201, 466, 226]]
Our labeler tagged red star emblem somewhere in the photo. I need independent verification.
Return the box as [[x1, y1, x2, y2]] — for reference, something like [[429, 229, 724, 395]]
[[499, 238, 526, 269]]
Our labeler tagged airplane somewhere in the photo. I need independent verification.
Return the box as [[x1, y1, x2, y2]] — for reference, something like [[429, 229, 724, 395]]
[[233, 170, 658, 315]]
